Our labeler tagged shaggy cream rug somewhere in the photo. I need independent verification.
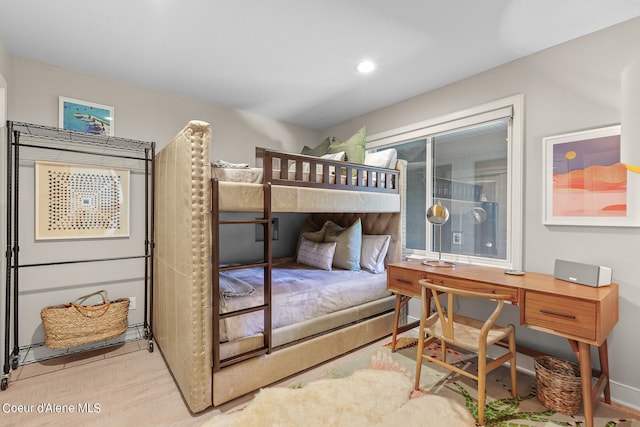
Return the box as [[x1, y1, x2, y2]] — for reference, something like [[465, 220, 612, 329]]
[[202, 369, 475, 427]]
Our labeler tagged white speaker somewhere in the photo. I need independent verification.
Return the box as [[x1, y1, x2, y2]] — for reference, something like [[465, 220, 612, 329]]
[[553, 259, 612, 287]]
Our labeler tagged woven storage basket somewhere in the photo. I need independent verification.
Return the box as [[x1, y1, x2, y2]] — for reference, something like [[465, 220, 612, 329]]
[[41, 290, 129, 349], [535, 355, 582, 415]]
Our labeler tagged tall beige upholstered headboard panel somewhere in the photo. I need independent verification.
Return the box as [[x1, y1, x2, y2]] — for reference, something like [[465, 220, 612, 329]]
[[154, 120, 212, 412]]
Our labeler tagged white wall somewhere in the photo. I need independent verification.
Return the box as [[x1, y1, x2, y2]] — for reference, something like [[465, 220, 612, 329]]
[[324, 17, 640, 410], [2, 56, 321, 352], [0, 37, 10, 381], [8, 57, 319, 157], [0, 37, 9, 79]]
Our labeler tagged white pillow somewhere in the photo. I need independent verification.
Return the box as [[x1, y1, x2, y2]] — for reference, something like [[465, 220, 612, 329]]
[[364, 149, 398, 169], [321, 151, 346, 161], [360, 234, 391, 274], [289, 151, 345, 173], [296, 238, 336, 271]]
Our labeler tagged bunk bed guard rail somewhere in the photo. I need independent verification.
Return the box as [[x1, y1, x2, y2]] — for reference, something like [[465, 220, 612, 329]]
[[256, 147, 399, 193]]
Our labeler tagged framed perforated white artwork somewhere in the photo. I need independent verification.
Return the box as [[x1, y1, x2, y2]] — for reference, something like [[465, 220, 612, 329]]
[[35, 161, 130, 239]]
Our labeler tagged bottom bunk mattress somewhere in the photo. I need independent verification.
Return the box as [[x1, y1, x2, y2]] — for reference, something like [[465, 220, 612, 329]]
[[219, 261, 392, 344]]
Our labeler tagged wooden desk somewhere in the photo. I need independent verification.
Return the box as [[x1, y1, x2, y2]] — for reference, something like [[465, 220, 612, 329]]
[[387, 260, 619, 427]]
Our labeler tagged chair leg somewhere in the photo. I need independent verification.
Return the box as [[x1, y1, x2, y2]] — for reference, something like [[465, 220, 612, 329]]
[[477, 358, 487, 426], [415, 288, 429, 391], [414, 328, 427, 391], [414, 344, 423, 390], [509, 331, 517, 397]]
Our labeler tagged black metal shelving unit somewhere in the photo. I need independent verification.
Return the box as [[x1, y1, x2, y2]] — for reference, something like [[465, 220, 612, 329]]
[[2, 121, 155, 390]]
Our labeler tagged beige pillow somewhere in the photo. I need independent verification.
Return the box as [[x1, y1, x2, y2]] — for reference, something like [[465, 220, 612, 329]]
[[324, 219, 362, 270], [360, 235, 391, 274], [296, 238, 336, 271]]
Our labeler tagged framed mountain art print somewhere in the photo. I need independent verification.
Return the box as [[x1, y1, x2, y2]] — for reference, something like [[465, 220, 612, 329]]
[[542, 124, 640, 227]]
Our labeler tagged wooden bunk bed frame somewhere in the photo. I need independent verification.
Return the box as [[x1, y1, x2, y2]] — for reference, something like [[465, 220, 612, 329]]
[[154, 121, 405, 412], [258, 146, 399, 193]]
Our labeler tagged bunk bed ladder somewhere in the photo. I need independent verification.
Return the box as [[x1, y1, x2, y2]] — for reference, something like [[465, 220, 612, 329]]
[[211, 179, 273, 371]]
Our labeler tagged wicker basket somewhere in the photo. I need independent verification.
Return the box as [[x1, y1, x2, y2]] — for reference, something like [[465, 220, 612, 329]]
[[41, 290, 130, 349], [535, 355, 583, 415]]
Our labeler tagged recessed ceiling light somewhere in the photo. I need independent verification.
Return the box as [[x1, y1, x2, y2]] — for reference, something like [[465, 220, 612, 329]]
[[356, 60, 375, 73]]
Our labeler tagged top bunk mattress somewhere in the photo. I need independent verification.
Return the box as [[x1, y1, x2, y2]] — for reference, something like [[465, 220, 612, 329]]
[[212, 158, 405, 214], [157, 120, 405, 213], [214, 179, 402, 212], [212, 166, 264, 184]]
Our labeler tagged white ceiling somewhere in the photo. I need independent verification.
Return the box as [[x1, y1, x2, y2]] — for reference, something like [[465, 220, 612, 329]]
[[1, 0, 640, 130]]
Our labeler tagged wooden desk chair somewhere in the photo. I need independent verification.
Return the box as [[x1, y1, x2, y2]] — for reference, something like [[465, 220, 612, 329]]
[[415, 279, 517, 426]]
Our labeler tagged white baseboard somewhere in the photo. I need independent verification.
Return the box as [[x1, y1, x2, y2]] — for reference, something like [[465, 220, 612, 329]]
[[609, 381, 640, 412]]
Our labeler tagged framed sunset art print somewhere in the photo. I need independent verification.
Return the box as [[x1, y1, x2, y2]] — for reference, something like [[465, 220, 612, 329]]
[[543, 125, 640, 227]]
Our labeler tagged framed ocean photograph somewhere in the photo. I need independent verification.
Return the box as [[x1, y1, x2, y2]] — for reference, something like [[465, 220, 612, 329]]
[[543, 125, 639, 227], [59, 96, 114, 136]]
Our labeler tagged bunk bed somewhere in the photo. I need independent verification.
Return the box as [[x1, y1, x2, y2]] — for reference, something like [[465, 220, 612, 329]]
[[153, 120, 406, 412]]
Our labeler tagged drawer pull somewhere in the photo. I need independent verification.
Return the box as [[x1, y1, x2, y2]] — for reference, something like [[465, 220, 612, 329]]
[[397, 278, 413, 285], [539, 309, 576, 319]]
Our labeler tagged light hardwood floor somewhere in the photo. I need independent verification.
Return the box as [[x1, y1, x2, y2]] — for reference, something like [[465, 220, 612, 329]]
[[4, 337, 638, 426], [1, 340, 234, 426], [1, 337, 386, 427]]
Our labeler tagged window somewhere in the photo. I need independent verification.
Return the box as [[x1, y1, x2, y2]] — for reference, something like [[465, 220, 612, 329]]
[[368, 95, 523, 269]]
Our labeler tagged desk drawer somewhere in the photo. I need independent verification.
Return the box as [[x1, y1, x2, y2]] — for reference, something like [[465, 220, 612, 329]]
[[425, 275, 519, 302], [388, 267, 422, 297], [524, 292, 596, 340]]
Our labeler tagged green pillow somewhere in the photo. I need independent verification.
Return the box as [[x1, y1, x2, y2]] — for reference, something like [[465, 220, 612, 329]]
[[296, 218, 326, 254], [324, 218, 362, 270], [327, 127, 366, 164], [301, 137, 332, 157], [302, 225, 326, 243]]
